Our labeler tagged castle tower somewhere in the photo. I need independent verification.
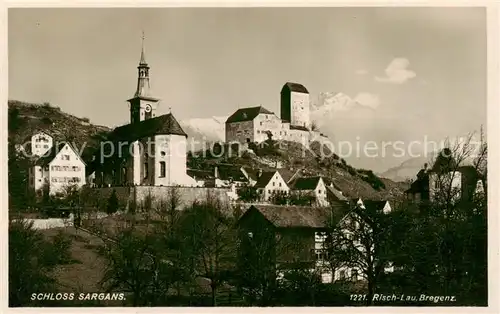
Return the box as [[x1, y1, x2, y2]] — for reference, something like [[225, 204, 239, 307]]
[[280, 82, 310, 129], [127, 31, 160, 124]]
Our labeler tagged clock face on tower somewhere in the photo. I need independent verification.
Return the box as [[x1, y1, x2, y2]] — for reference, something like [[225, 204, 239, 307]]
[[145, 105, 152, 113]]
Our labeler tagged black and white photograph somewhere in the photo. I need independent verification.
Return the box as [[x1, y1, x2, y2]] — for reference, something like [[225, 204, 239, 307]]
[[4, 4, 496, 309]]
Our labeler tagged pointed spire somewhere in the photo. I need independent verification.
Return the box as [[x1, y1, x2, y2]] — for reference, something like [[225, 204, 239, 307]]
[[139, 30, 147, 65]]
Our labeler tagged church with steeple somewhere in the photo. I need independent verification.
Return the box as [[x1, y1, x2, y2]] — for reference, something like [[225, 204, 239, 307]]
[[93, 33, 197, 187]]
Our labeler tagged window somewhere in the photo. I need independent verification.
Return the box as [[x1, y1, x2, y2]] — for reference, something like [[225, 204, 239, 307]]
[[339, 270, 346, 281], [351, 269, 358, 281], [279, 182, 282, 187], [273, 182, 275, 187], [260, 122, 263, 126], [160, 161, 166, 177], [434, 180, 440, 189], [44, 145, 48, 149], [248, 232, 253, 238], [144, 162, 149, 178], [160, 151, 166, 156]]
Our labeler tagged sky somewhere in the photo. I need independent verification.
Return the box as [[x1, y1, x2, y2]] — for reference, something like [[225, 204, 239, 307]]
[[8, 7, 487, 172]]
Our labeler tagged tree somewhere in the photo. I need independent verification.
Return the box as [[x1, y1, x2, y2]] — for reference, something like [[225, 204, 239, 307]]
[[177, 193, 237, 306], [106, 190, 119, 214], [323, 205, 393, 305], [98, 189, 192, 306], [269, 191, 288, 205], [288, 192, 316, 206], [237, 184, 259, 202], [236, 222, 278, 305], [389, 131, 488, 305], [9, 219, 73, 306], [99, 228, 167, 306]]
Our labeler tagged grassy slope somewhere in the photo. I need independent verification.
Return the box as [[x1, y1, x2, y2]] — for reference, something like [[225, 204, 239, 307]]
[[8, 100, 111, 166]]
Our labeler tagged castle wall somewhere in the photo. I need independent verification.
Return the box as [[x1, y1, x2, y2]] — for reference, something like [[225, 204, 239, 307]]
[[91, 186, 231, 211], [226, 120, 254, 143], [253, 113, 288, 142]]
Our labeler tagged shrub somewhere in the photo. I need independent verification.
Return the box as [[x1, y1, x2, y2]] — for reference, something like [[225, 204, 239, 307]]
[[359, 170, 386, 190], [237, 184, 259, 202], [106, 190, 119, 214]]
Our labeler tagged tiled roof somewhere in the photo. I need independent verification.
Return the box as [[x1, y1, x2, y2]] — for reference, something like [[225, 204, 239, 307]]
[[327, 186, 348, 202], [216, 165, 248, 182], [225, 106, 274, 123], [247, 202, 350, 228], [291, 176, 322, 190], [241, 167, 260, 181], [362, 200, 388, 216], [278, 169, 299, 184], [108, 113, 187, 141], [254, 171, 278, 188], [281, 82, 309, 94], [187, 169, 213, 180]]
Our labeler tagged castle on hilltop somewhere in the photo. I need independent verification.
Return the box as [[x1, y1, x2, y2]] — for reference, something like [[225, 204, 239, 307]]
[[90, 36, 326, 188], [225, 82, 326, 146]]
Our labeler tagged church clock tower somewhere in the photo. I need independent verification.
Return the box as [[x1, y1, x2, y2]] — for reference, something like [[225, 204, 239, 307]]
[[128, 32, 160, 124]]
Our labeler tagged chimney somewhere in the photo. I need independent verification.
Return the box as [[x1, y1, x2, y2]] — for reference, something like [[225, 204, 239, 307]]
[[258, 169, 263, 178], [424, 163, 428, 171], [214, 166, 219, 179]]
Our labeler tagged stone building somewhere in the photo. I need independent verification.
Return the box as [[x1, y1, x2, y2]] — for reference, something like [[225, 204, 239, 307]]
[[225, 82, 313, 146], [92, 36, 196, 187]]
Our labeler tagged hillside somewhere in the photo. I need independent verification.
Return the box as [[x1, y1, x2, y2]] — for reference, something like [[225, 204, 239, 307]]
[[188, 139, 408, 201], [8, 100, 111, 165], [8, 100, 408, 204]]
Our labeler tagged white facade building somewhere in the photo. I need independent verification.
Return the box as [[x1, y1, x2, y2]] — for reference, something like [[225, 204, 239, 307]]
[[29, 142, 86, 195], [30, 131, 53, 157], [93, 36, 197, 188]]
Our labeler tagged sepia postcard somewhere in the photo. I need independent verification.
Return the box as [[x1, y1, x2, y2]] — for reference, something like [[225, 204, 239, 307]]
[[2, 3, 499, 313]]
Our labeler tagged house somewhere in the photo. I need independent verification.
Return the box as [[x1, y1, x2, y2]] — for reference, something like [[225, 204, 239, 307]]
[[277, 168, 302, 186], [29, 142, 86, 195], [289, 176, 330, 206], [326, 185, 348, 202], [214, 165, 251, 188], [187, 169, 214, 187], [254, 170, 290, 202], [237, 202, 351, 284], [241, 167, 260, 186], [405, 150, 484, 204], [29, 131, 54, 157], [331, 200, 395, 282], [360, 200, 392, 215], [91, 38, 197, 188]]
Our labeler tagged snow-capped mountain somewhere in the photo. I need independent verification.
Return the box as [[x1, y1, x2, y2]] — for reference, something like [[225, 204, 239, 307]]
[[310, 92, 376, 128], [179, 116, 227, 151]]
